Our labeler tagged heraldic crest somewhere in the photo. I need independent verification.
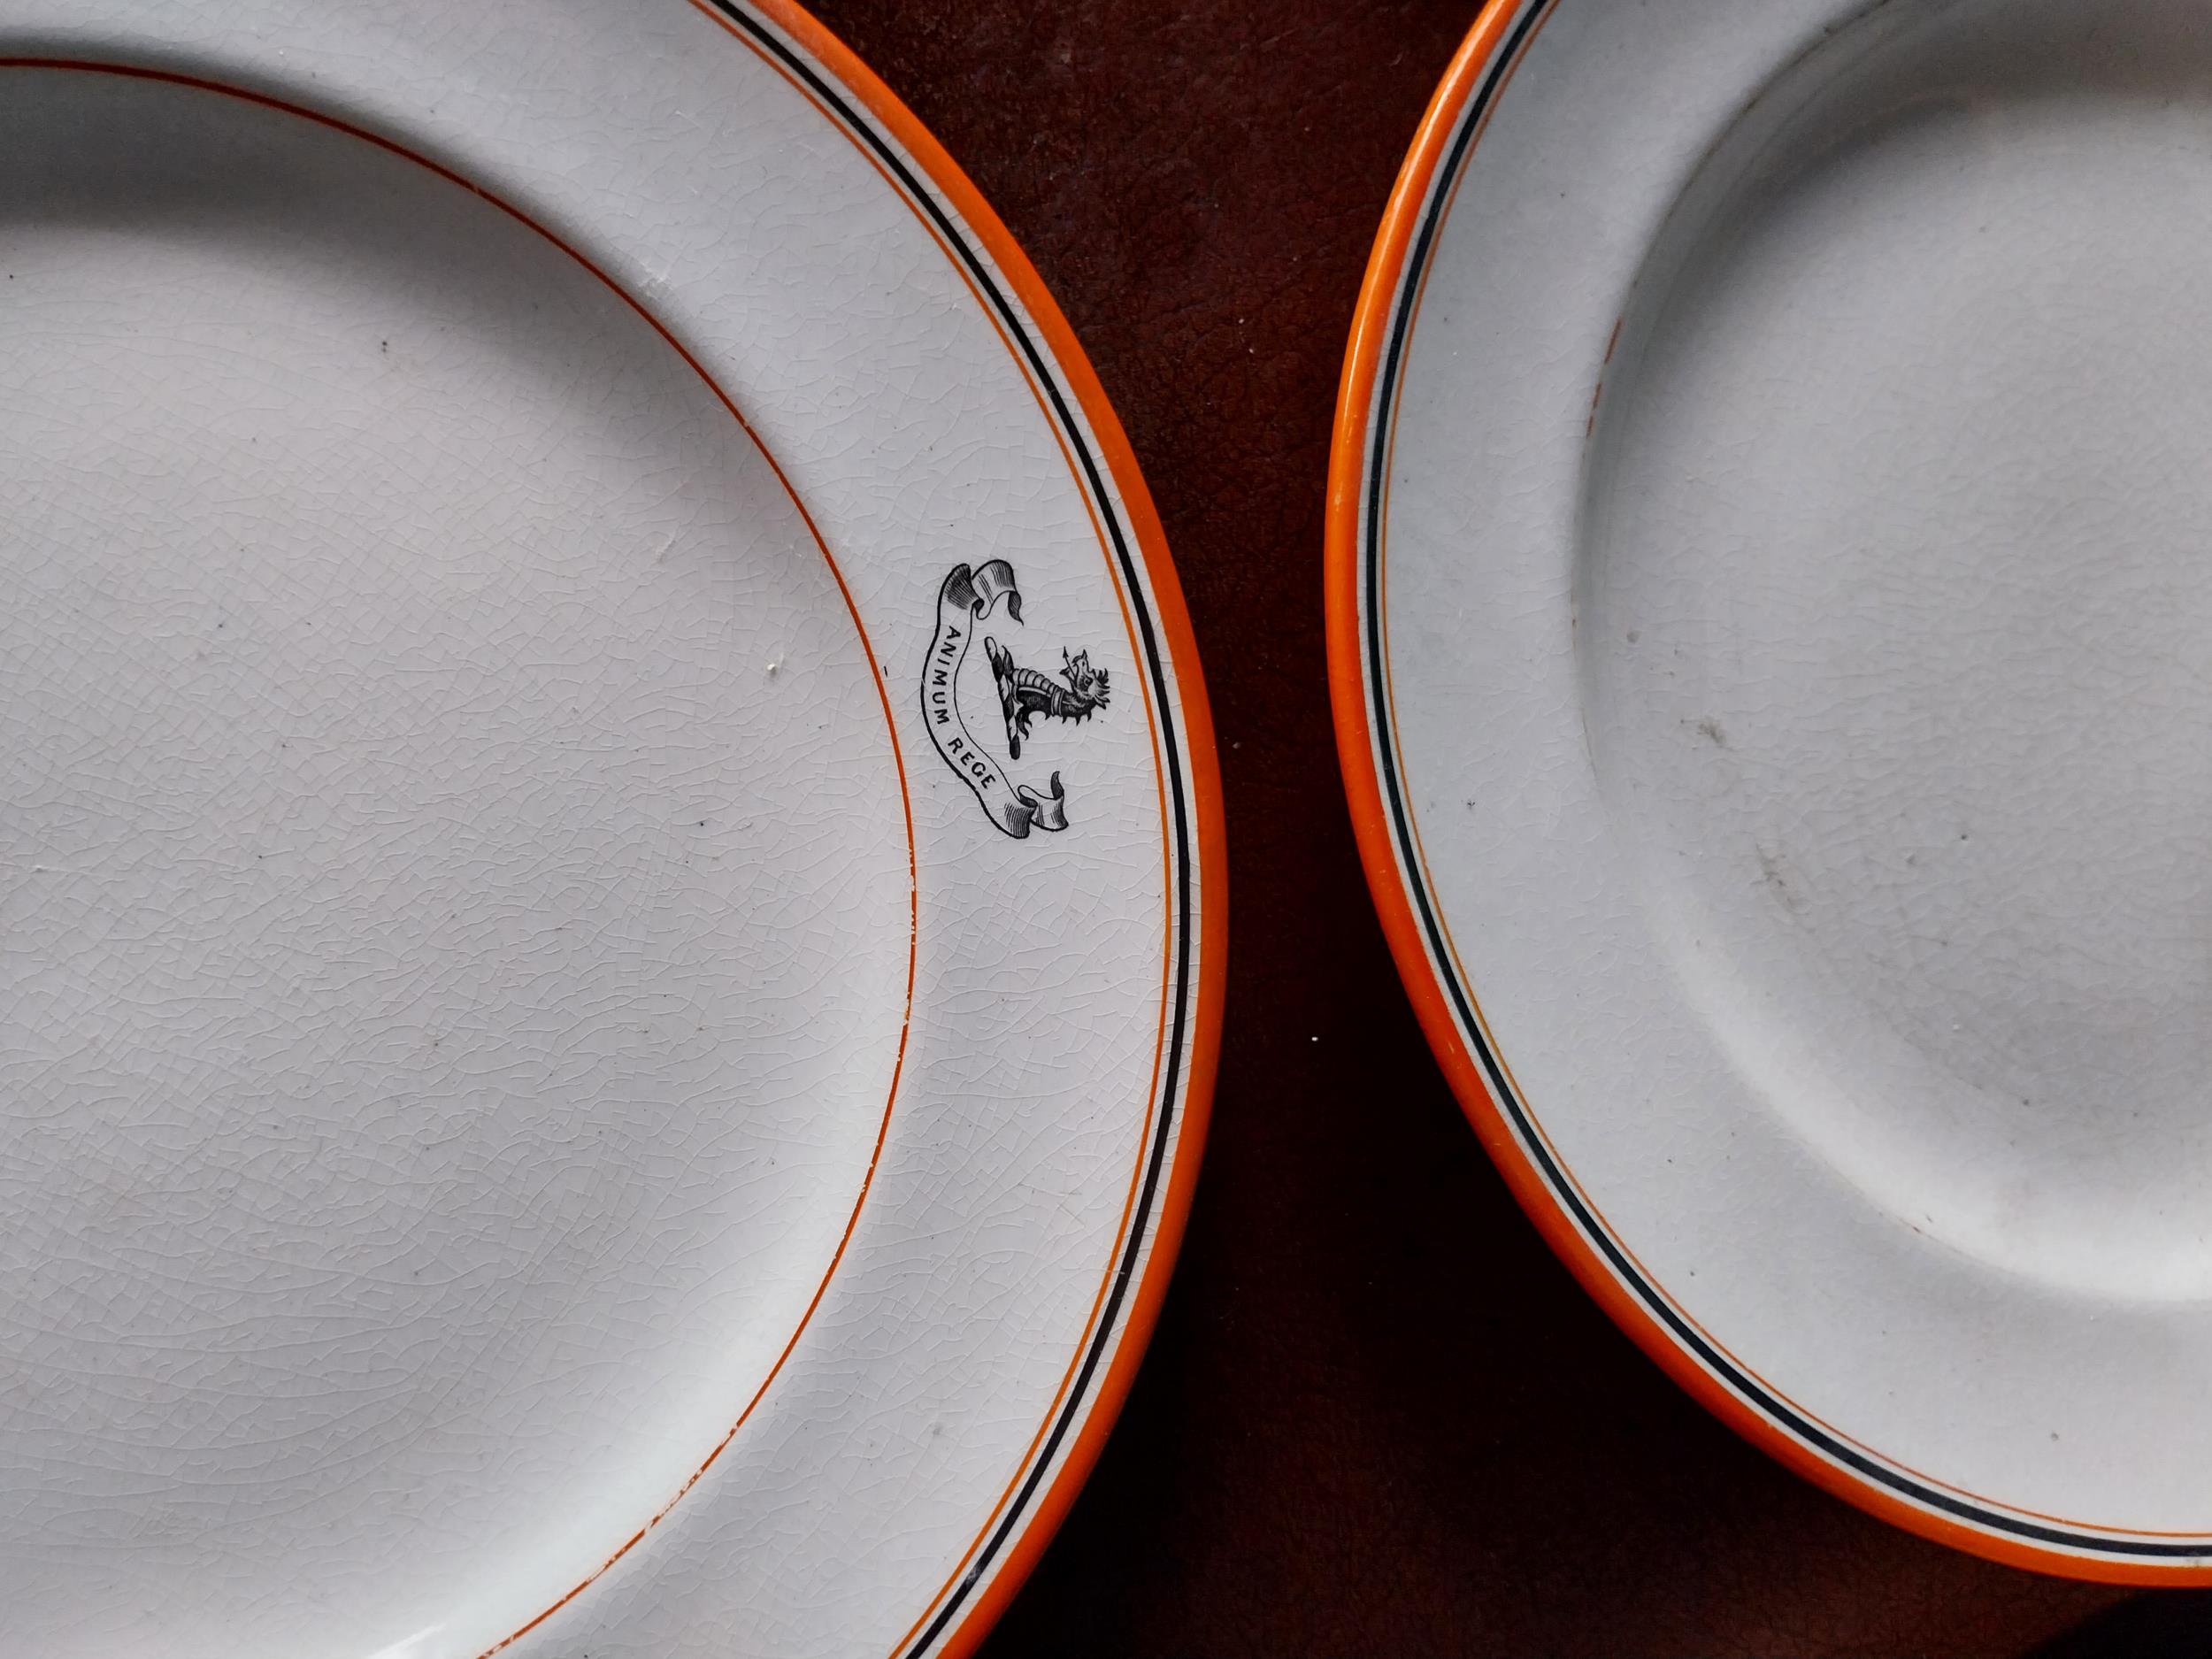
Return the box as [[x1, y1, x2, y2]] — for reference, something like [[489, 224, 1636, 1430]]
[[920, 560, 1111, 838]]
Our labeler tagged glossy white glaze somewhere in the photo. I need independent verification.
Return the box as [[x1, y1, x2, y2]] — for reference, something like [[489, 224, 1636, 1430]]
[[0, 5, 1212, 1655]]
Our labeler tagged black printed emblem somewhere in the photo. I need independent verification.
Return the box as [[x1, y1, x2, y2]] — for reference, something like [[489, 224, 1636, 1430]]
[[921, 560, 1110, 838]]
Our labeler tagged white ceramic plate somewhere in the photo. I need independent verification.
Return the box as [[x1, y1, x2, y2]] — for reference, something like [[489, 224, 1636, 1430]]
[[1331, 0, 2212, 1581], [0, 4, 1224, 1654]]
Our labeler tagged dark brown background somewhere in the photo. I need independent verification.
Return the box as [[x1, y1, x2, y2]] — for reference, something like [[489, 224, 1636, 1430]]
[[800, 4, 2185, 1653]]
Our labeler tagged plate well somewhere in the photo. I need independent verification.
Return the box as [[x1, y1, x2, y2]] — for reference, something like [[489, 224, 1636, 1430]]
[[1581, 0, 2212, 1300], [0, 65, 909, 1658]]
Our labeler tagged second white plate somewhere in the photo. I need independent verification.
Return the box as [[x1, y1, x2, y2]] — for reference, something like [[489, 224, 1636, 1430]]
[[1333, 0, 2212, 1579]]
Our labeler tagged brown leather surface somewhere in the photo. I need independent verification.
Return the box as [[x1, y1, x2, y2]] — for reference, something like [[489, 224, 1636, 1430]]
[[800, 3, 2145, 1653]]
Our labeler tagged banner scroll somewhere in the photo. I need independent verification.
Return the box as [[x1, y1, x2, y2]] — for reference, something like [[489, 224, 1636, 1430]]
[[921, 561, 1071, 839]]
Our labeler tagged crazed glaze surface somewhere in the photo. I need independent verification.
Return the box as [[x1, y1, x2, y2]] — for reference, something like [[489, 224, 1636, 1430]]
[[1585, 0, 2212, 1302], [1350, 0, 2212, 1574], [0, 4, 1216, 1656]]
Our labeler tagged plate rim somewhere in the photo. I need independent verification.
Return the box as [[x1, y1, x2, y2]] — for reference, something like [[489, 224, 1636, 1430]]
[[733, 4, 1231, 1647], [1321, 0, 2206, 1586]]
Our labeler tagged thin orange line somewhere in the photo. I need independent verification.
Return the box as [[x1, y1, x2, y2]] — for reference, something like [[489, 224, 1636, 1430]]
[[1371, 0, 1554, 1011], [1325, 0, 2212, 1585], [883, 588, 1177, 1659], [0, 52, 930, 1648], [673, 4, 1202, 1651], [841, 149, 1179, 1656], [711, 7, 1225, 1653]]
